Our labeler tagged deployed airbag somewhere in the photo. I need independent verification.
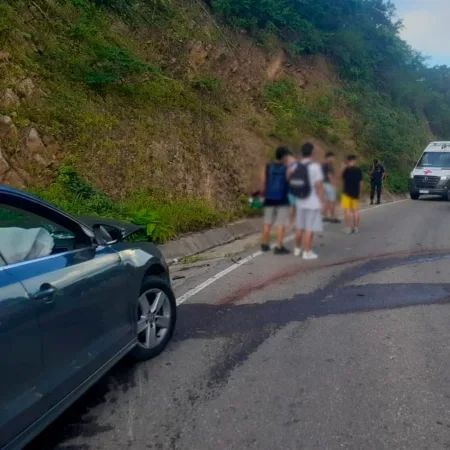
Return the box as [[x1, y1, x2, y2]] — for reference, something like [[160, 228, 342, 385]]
[[0, 227, 54, 264]]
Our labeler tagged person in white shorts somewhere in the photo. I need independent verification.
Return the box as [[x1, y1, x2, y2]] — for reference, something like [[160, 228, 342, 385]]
[[289, 142, 325, 260]]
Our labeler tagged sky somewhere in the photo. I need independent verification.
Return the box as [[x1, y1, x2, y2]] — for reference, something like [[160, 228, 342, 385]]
[[394, 0, 450, 66]]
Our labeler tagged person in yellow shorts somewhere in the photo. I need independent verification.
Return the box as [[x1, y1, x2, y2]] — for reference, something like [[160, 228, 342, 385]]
[[341, 155, 363, 234]]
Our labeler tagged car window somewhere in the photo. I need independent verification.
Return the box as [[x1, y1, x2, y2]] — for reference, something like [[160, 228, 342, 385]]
[[0, 205, 74, 238], [417, 151, 450, 168], [0, 204, 77, 264]]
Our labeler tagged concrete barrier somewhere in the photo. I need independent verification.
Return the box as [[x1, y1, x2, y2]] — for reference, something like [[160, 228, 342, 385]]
[[159, 217, 262, 264]]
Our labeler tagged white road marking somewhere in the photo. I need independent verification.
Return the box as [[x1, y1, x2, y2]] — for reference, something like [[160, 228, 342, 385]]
[[176, 199, 408, 305]]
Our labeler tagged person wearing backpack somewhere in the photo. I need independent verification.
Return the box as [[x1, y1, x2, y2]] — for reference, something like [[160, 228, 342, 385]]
[[260, 146, 291, 254], [288, 142, 325, 260]]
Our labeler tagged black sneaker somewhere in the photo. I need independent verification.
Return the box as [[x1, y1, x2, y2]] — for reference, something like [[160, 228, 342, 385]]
[[274, 246, 290, 255], [376, 200, 381, 205], [323, 217, 331, 223], [261, 244, 270, 252], [330, 218, 341, 224], [370, 200, 374, 205]]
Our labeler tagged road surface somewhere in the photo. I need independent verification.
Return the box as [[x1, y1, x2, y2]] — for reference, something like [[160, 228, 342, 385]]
[[27, 198, 450, 450]]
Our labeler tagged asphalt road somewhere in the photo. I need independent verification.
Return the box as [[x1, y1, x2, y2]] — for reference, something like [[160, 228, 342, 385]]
[[27, 197, 450, 450]]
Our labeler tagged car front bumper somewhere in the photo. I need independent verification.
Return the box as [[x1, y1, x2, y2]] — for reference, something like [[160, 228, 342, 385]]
[[409, 178, 450, 196]]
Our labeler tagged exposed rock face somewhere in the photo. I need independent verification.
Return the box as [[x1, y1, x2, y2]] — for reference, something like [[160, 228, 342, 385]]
[[266, 50, 286, 81], [189, 41, 209, 70], [25, 127, 44, 151], [0, 148, 24, 188], [0, 51, 10, 62], [0, 89, 20, 108], [3, 170, 25, 188], [0, 116, 16, 139], [0, 149, 11, 177], [33, 153, 51, 167], [17, 78, 35, 98]]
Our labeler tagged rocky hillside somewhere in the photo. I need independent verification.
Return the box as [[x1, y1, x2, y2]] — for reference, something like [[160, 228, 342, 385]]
[[0, 0, 438, 240]]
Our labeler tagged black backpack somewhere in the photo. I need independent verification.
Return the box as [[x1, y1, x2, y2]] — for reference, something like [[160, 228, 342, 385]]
[[289, 162, 311, 199]]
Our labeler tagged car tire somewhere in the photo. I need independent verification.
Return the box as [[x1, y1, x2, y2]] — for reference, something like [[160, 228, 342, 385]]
[[129, 276, 177, 362], [410, 193, 419, 200]]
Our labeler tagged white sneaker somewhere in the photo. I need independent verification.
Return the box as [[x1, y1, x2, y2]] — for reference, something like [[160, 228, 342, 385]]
[[294, 247, 302, 257], [354, 227, 360, 234], [302, 250, 318, 260], [345, 228, 352, 235]]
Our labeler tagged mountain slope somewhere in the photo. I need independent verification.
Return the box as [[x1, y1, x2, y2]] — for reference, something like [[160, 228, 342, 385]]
[[0, 0, 444, 240]]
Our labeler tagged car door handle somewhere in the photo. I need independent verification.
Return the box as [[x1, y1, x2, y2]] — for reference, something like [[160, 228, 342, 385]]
[[33, 284, 57, 303]]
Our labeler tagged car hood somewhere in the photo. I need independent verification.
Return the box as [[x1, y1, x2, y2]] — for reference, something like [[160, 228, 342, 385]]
[[76, 215, 143, 239]]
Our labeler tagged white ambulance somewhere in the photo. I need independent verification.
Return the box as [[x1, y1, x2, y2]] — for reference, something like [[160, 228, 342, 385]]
[[409, 142, 450, 200]]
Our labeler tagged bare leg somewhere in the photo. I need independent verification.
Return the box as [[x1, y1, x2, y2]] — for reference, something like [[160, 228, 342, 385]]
[[276, 225, 285, 249], [322, 202, 328, 219], [353, 210, 360, 228], [295, 230, 303, 249], [345, 209, 351, 229], [288, 206, 295, 231], [303, 231, 314, 252], [329, 201, 336, 220], [262, 224, 271, 245]]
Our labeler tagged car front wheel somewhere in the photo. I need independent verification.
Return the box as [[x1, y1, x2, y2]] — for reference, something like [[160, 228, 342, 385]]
[[129, 276, 177, 361], [410, 192, 419, 200]]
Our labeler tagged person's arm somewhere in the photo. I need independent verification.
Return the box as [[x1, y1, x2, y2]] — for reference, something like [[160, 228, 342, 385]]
[[315, 164, 325, 205], [287, 164, 294, 180], [316, 180, 325, 203], [328, 171, 337, 187], [382, 167, 387, 182]]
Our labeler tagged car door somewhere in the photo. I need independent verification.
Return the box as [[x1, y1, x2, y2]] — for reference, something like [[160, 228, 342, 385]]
[[0, 263, 44, 448], [0, 194, 135, 414]]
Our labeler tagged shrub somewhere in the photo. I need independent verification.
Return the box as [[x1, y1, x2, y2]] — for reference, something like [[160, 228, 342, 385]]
[[33, 166, 229, 243]]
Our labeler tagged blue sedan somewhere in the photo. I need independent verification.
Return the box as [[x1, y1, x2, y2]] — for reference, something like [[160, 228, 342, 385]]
[[0, 186, 177, 450]]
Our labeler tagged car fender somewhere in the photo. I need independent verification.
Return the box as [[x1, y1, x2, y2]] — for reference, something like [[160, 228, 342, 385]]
[[113, 242, 170, 285]]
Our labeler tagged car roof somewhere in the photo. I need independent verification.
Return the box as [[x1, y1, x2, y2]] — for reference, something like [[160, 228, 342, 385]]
[[0, 185, 56, 207], [0, 185, 94, 230], [425, 142, 450, 152], [0, 185, 29, 195]]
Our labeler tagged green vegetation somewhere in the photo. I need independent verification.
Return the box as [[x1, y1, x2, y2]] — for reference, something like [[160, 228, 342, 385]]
[[1, 0, 236, 241], [263, 79, 348, 142], [34, 165, 230, 242], [2, 0, 450, 242], [212, 0, 449, 169]]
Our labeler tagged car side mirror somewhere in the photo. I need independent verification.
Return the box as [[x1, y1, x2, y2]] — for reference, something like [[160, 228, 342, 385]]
[[93, 224, 114, 246], [92, 224, 126, 246]]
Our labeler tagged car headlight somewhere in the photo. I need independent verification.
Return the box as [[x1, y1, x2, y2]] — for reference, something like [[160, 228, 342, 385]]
[[441, 176, 449, 181]]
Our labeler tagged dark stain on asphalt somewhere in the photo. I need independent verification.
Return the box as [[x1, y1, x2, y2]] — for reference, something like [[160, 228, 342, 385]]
[[217, 248, 450, 306], [175, 251, 450, 393], [26, 250, 450, 450], [25, 359, 137, 450]]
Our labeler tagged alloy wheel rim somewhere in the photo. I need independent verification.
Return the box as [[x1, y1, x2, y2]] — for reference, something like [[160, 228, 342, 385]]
[[136, 288, 171, 349]]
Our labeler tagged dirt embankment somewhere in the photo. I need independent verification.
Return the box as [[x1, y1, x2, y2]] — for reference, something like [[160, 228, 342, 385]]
[[0, 0, 355, 210]]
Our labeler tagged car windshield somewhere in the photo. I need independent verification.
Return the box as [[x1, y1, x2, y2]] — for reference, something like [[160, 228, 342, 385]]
[[416, 151, 450, 168]]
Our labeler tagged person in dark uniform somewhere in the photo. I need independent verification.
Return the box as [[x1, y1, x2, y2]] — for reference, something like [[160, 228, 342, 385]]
[[370, 159, 386, 205]]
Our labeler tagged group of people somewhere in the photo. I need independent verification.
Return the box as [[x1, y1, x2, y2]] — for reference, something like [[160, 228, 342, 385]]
[[259, 142, 386, 260]]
